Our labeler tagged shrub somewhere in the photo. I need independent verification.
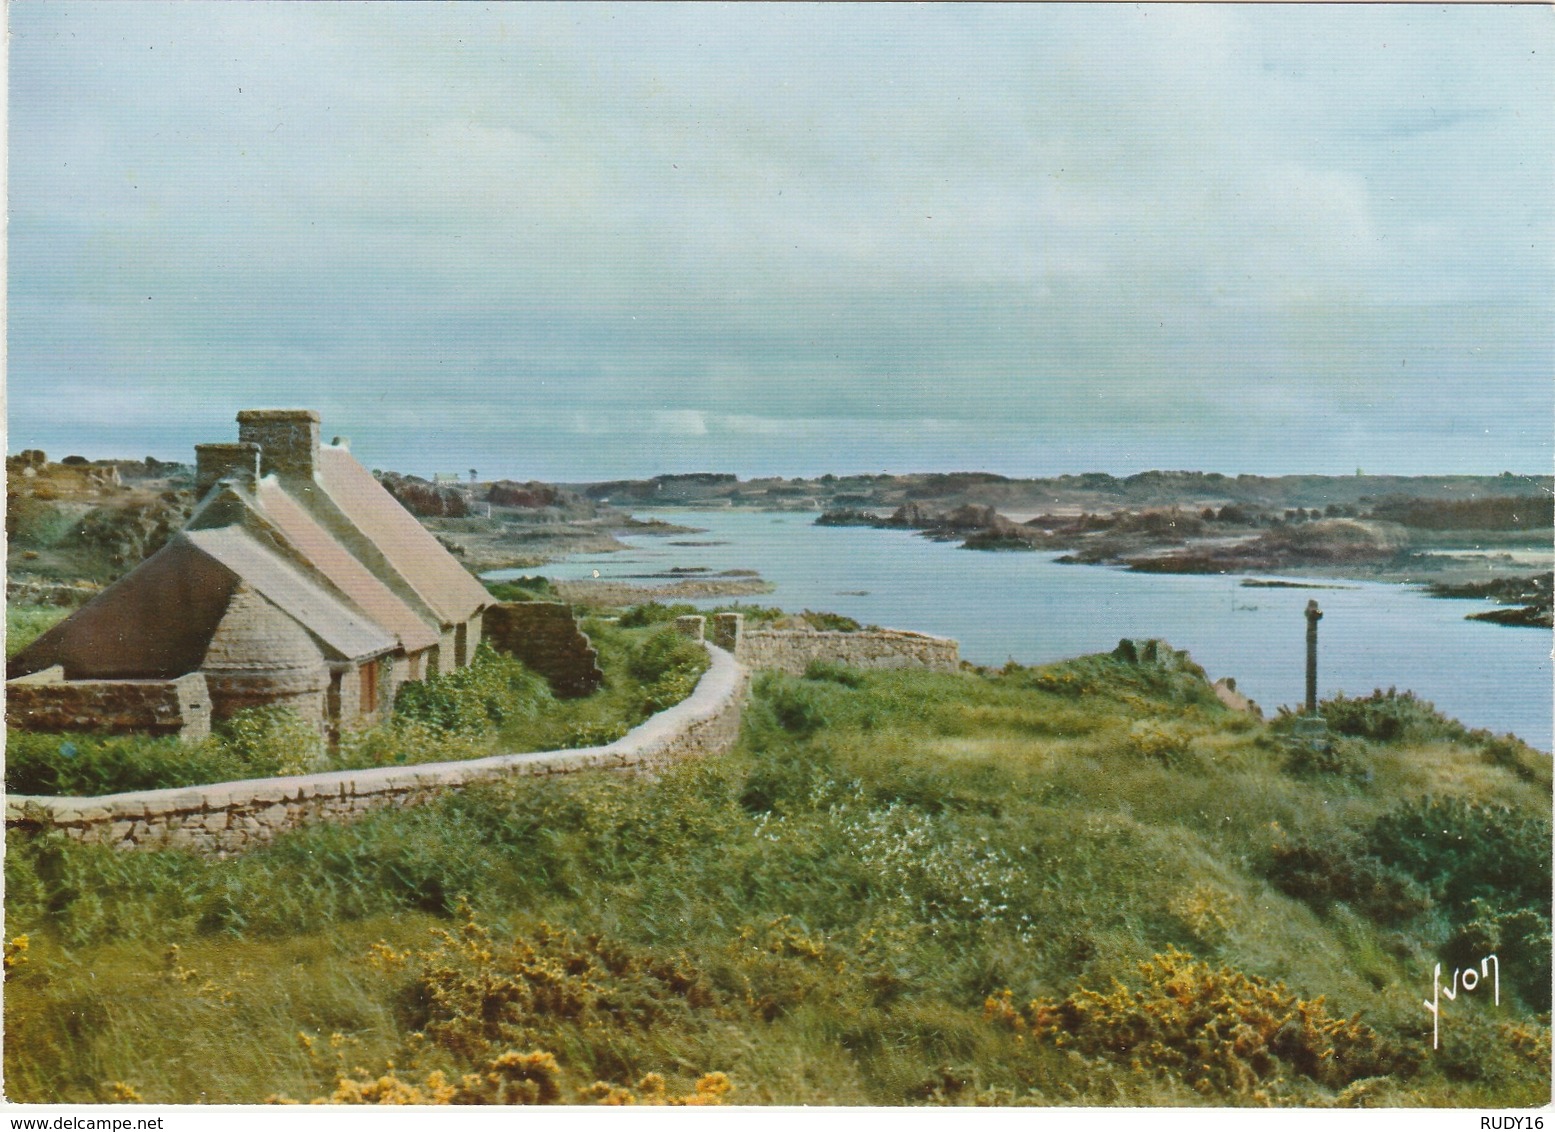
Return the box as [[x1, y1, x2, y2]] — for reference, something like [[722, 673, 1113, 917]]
[[563, 721, 631, 749], [1366, 798, 1550, 914], [216, 705, 327, 776], [1125, 722, 1195, 768], [804, 659, 865, 688], [1283, 737, 1371, 781], [394, 645, 553, 734], [763, 680, 830, 737], [406, 911, 717, 1061], [985, 949, 1408, 1099], [301, 1051, 734, 1106], [484, 577, 552, 602], [627, 628, 709, 714], [800, 610, 862, 633], [1443, 900, 1552, 1011], [1310, 688, 1469, 744], [1267, 842, 1432, 926], [617, 602, 699, 628], [627, 628, 706, 685]]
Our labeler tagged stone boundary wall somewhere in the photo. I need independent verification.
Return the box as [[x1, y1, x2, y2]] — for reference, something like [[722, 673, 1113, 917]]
[[726, 621, 960, 675], [5, 644, 747, 855], [681, 612, 960, 675], [5, 672, 213, 741]]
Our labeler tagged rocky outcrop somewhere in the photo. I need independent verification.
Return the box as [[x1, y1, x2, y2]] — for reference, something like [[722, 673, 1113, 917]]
[[375, 472, 471, 518]]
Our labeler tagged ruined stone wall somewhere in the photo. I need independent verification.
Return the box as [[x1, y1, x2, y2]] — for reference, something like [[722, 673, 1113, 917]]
[[6, 580, 103, 608], [5, 645, 745, 855], [4, 673, 213, 742], [482, 602, 603, 698], [710, 613, 959, 675]]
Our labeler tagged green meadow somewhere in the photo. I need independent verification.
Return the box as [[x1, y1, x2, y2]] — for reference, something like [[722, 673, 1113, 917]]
[[3, 618, 1549, 1106]]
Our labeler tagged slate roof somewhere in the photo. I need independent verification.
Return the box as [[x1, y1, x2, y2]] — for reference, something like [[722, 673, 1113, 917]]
[[183, 527, 396, 662], [7, 529, 395, 682], [248, 480, 441, 653], [9, 537, 240, 680], [316, 445, 490, 627]]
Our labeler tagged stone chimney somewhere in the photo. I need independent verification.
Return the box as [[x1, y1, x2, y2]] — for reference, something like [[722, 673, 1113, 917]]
[[194, 442, 262, 495], [236, 409, 321, 479]]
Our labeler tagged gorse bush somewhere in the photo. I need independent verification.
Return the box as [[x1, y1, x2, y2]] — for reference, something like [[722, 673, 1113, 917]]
[[404, 906, 721, 1065], [986, 949, 1410, 1102], [1282, 736, 1372, 781], [299, 1050, 734, 1106], [1268, 796, 1552, 1011], [394, 644, 553, 733], [266, 906, 737, 1105], [1444, 900, 1553, 1012], [1267, 841, 1432, 926]]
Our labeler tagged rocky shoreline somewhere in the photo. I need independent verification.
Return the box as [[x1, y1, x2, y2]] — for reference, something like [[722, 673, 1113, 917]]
[[816, 501, 1554, 629]]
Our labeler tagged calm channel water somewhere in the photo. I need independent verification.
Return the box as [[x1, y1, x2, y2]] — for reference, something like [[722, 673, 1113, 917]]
[[492, 509, 1553, 751]]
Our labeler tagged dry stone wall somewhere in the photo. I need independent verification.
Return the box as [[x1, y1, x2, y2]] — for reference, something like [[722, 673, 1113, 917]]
[[5, 644, 746, 856], [711, 613, 959, 675]]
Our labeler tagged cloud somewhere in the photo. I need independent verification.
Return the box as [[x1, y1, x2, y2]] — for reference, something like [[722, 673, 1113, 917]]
[[7, 3, 1552, 477]]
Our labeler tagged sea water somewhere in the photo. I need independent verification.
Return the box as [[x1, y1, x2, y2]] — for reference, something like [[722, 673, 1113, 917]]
[[491, 509, 1554, 751]]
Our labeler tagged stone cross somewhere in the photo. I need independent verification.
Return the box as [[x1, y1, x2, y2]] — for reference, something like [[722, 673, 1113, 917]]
[[1305, 600, 1323, 714]]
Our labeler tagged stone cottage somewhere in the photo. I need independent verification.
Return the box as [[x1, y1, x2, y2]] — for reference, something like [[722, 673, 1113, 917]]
[[7, 410, 491, 737]]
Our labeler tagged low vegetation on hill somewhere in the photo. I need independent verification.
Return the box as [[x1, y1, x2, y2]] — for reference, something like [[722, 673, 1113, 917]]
[[5, 631, 1547, 1106]]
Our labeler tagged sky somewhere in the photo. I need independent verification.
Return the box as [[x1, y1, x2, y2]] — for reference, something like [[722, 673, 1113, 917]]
[[6, 2, 1552, 481]]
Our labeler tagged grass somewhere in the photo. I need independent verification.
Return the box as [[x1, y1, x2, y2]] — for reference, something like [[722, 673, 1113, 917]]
[[5, 602, 73, 659], [3, 645, 1549, 1105]]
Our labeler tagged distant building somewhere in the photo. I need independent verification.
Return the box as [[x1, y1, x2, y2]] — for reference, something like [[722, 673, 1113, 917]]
[[8, 410, 491, 737]]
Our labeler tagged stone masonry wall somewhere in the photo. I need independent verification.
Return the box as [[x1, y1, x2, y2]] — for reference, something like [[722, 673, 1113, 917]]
[[713, 612, 960, 675], [482, 602, 604, 698], [5, 644, 745, 856], [5, 672, 213, 742]]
